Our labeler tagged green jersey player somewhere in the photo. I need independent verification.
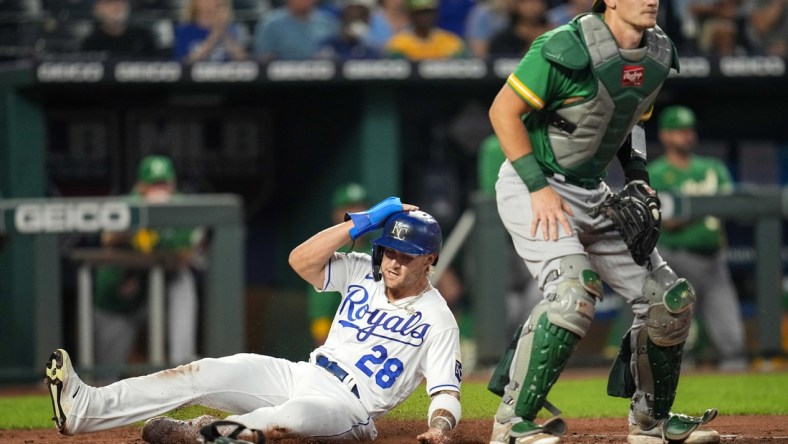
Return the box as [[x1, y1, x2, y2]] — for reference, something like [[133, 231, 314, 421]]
[[485, 0, 720, 442]]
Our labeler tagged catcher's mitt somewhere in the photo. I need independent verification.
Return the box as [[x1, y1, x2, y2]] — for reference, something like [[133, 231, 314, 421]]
[[591, 180, 661, 266]]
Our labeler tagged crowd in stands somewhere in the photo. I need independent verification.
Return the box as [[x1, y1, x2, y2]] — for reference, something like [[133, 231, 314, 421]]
[[0, 0, 785, 61]]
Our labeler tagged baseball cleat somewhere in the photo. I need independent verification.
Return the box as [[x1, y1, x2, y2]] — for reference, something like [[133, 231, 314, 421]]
[[142, 415, 220, 444], [199, 419, 267, 443], [628, 409, 720, 444], [490, 419, 561, 444], [44, 348, 83, 435]]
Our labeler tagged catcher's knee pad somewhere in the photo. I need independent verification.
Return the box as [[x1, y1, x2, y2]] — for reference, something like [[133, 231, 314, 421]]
[[494, 255, 600, 423], [642, 264, 696, 346], [542, 254, 602, 338]]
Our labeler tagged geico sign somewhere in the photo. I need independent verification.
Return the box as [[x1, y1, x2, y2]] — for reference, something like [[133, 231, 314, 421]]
[[14, 202, 131, 233]]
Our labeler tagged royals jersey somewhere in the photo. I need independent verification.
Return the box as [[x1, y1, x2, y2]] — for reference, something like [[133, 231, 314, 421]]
[[311, 252, 462, 418]]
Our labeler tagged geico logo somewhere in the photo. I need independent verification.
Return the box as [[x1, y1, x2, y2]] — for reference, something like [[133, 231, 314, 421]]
[[191, 62, 259, 82], [267, 61, 335, 81], [720, 56, 785, 77], [493, 59, 520, 79], [37, 63, 104, 82], [115, 62, 182, 82], [343, 60, 411, 79], [419, 60, 487, 79], [14, 202, 131, 233]]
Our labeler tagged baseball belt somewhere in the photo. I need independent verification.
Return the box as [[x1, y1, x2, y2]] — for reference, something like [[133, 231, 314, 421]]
[[316, 355, 360, 399]]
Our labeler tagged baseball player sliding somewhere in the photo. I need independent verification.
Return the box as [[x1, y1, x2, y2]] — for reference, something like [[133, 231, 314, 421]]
[[45, 198, 462, 443], [484, 0, 719, 442]]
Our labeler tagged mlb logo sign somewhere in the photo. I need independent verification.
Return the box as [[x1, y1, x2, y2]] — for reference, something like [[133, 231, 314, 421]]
[[622, 65, 644, 86]]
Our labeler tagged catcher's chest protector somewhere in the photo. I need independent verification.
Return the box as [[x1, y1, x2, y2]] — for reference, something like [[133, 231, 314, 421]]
[[545, 14, 676, 179]]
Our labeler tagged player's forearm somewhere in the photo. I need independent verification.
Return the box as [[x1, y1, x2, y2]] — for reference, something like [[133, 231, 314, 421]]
[[289, 221, 354, 287], [427, 391, 461, 433]]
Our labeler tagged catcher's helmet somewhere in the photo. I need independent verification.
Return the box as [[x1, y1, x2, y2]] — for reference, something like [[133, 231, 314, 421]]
[[371, 211, 442, 281]]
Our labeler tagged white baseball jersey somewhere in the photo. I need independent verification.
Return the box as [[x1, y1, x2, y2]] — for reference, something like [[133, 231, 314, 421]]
[[51, 252, 461, 441], [313, 252, 462, 418]]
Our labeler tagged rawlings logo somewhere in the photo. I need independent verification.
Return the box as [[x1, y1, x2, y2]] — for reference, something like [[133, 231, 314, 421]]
[[338, 285, 431, 346], [622, 65, 644, 86], [391, 221, 410, 240]]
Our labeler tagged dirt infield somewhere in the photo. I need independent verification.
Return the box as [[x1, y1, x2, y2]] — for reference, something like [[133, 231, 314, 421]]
[[4, 416, 785, 444]]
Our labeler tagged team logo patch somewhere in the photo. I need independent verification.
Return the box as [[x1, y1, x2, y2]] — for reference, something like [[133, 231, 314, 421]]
[[622, 65, 644, 86], [391, 221, 410, 240]]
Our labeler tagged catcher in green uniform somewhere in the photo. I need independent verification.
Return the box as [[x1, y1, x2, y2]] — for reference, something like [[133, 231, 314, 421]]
[[485, 0, 719, 442]]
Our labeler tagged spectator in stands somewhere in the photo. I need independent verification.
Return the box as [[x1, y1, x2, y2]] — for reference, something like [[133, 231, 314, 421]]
[[488, 0, 551, 57], [436, 0, 475, 37], [744, 0, 788, 56], [366, 0, 410, 51], [94, 155, 205, 381], [678, 0, 741, 53], [253, 0, 339, 60], [697, 17, 747, 55], [317, 0, 381, 59], [464, 0, 511, 58], [174, 0, 248, 62], [648, 105, 749, 372], [385, 0, 465, 60], [81, 0, 158, 57], [306, 183, 369, 346], [545, 0, 585, 27]]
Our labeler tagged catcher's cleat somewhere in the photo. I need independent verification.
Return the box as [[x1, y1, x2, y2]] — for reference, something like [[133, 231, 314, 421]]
[[490, 419, 561, 444], [627, 410, 720, 444], [44, 348, 84, 435]]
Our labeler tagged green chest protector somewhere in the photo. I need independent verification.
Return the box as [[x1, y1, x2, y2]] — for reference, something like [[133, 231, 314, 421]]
[[539, 13, 679, 181]]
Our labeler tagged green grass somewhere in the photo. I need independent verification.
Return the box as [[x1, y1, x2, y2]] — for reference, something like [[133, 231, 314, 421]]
[[2, 372, 785, 430]]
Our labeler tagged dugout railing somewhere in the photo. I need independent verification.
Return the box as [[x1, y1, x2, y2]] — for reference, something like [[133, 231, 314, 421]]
[[0, 194, 245, 381]]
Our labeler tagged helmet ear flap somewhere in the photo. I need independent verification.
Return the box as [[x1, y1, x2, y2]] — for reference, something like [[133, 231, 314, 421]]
[[372, 245, 384, 281]]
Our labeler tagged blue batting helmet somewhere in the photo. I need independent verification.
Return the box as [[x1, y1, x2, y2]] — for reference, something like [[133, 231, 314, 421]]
[[371, 211, 442, 281]]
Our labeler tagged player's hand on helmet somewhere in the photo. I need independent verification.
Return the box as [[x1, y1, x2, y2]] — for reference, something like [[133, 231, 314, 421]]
[[416, 427, 449, 444], [529, 186, 574, 241]]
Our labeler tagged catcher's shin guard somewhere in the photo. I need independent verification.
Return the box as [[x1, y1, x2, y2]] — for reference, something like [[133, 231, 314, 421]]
[[494, 255, 600, 427], [608, 264, 700, 429]]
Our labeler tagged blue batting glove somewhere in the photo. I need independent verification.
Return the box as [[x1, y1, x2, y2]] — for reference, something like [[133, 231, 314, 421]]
[[345, 196, 402, 240]]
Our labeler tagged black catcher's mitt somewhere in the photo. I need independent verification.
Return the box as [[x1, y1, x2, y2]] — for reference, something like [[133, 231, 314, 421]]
[[591, 180, 661, 266]]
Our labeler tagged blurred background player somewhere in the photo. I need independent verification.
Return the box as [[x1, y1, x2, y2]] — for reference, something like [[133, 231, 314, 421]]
[[93, 155, 205, 381], [648, 105, 749, 371], [306, 182, 369, 346], [477, 133, 541, 339]]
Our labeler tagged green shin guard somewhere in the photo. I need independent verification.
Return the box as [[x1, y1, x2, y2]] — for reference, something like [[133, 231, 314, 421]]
[[641, 334, 684, 420], [511, 313, 579, 421], [613, 328, 685, 429]]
